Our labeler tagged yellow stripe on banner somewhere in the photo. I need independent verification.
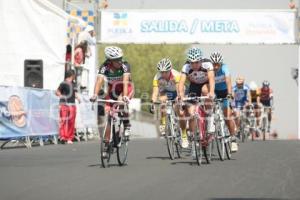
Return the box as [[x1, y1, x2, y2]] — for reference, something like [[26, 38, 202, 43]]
[[88, 16, 94, 23], [70, 10, 77, 16], [83, 11, 89, 17]]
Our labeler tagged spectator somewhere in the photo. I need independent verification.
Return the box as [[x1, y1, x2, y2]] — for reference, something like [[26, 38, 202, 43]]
[[56, 70, 80, 144], [74, 41, 88, 91], [78, 25, 96, 46], [65, 44, 72, 78]]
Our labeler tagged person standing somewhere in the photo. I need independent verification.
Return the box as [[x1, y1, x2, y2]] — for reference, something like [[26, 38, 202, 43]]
[[74, 41, 88, 91], [56, 70, 80, 144]]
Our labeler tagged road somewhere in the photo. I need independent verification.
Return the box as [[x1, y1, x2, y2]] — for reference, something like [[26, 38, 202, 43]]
[[0, 139, 299, 200]]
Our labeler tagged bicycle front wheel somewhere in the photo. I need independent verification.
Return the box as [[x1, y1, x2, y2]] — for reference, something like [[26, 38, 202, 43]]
[[194, 122, 203, 166], [224, 136, 232, 160], [203, 136, 213, 164], [215, 127, 225, 161], [117, 121, 129, 166], [166, 117, 176, 160], [100, 117, 112, 168]]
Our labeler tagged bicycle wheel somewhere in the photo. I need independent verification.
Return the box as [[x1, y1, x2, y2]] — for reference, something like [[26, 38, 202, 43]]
[[224, 128, 232, 160], [165, 116, 176, 160], [154, 104, 162, 137], [215, 124, 225, 161], [240, 119, 246, 143], [262, 116, 267, 141], [100, 117, 112, 168], [174, 124, 182, 159], [116, 120, 129, 166], [203, 135, 213, 164], [194, 122, 203, 166]]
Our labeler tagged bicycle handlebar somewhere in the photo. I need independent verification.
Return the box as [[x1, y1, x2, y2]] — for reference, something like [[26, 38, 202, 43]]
[[96, 99, 126, 104]]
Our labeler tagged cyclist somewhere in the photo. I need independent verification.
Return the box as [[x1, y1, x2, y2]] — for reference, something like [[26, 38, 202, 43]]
[[248, 81, 262, 134], [210, 52, 238, 152], [91, 46, 134, 154], [178, 47, 215, 157], [150, 58, 188, 148], [259, 80, 273, 132], [232, 76, 250, 135]]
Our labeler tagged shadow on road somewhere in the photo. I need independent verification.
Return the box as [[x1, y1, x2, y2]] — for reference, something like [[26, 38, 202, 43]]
[[88, 163, 127, 168], [210, 198, 289, 200], [146, 156, 171, 160]]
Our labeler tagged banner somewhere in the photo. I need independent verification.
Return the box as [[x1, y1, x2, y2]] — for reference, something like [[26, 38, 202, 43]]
[[0, 86, 59, 138], [75, 94, 97, 129], [100, 9, 297, 44]]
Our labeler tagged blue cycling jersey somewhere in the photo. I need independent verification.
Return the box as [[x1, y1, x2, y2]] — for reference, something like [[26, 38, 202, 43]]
[[233, 84, 250, 108], [215, 64, 230, 91]]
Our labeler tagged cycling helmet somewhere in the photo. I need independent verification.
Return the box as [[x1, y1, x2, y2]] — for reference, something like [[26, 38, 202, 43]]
[[249, 81, 258, 91], [104, 46, 123, 60], [236, 76, 245, 85], [187, 47, 203, 62], [262, 80, 270, 87], [210, 52, 223, 64], [157, 58, 172, 72]]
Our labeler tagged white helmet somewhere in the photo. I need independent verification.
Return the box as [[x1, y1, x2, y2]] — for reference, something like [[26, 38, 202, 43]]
[[157, 58, 172, 72], [187, 47, 203, 62], [249, 81, 258, 90], [210, 52, 223, 64], [104, 46, 123, 60]]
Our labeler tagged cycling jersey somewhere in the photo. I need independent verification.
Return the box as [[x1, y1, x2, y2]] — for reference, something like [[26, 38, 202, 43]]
[[260, 87, 272, 101], [214, 64, 231, 108], [260, 87, 273, 107], [98, 60, 133, 99], [233, 84, 249, 108], [215, 64, 230, 91], [250, 89, 260, 103], [153, 69, 180, 93], [181, 58, 213, 96]]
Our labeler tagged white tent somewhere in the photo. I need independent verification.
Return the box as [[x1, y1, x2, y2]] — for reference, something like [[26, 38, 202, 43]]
[[0, 0, 84, 90]]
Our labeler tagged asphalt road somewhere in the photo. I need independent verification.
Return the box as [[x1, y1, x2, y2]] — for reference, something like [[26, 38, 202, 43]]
[[0, 139, 299, 200]]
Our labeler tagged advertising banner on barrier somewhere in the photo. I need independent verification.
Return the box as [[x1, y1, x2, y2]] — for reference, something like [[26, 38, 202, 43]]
[[100, 9, 296, 44], [75, 94, 97, 129], [0, 86, 59, 138]]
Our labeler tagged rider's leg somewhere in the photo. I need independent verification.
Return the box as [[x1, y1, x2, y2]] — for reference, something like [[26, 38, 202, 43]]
[[175, 104, 188, 148], [186, 104, 196, 134], [254, 104, 262, 127], [233, 109, 241, 131], [103, 104, 112, 143], [158, 95, 168, 135], [224, 107, 236, 136], [267, 107, 272, 123]]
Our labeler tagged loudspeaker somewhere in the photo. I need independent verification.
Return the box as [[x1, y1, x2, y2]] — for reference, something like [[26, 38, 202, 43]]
[[24, 60, 43, 88]]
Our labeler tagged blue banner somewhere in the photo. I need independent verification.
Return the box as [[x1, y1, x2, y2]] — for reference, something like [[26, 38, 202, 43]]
[[0, 86, 59, 138]]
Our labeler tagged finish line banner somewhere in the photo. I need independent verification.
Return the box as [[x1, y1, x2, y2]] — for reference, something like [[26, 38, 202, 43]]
[[100, 9, 297, 44], [0, 86, 59, 138]]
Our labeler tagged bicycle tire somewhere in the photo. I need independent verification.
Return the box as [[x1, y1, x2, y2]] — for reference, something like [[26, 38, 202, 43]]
[[215, 127, 225, 161], [194, 121, 203, 166], [117, 120, 129, 166], [100, 117, 112, 168], [203, 137, 213, 164], [166, 116, 176, 160]]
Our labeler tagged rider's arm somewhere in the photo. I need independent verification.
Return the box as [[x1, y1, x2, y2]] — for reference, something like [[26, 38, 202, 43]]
[[152, 86, 159, 102], [247, 91, 252, 104], [123, 73, 130, 97], [207, 70, 215, 97], [178, 73, 187, 99], [93, 75, 104, 98]]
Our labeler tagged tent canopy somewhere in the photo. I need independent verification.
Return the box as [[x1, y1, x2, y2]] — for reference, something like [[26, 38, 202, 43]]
[[0, 0, 84, 90]]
